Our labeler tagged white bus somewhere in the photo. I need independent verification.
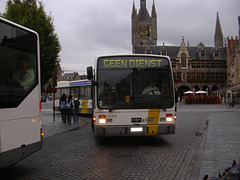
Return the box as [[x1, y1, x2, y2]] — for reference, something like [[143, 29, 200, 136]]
[[55, 80, 92, 114], [87, 55, 177, 136], [0, 17, 43, 168]]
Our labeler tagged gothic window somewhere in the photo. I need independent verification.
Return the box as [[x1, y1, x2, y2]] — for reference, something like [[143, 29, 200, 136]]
[[211, 63, 214, 69], [196, 63, 200, 68], [172, 62, 176, 68], [192, 63, 196, 68], [183, 74, 186, 82], [177, 72, 181, 80], [187, 72, 191, 81], [197, 72, 201, 80], [206, 63, 210, 68], [145, 50, 152, 54], [145, 46, 152, 54], [206, 72, 210, 80], [214, 51, 220, 58], [216, 72, 220, 80], [180, 53, 187, 68], [220, 63, 225, 69], [200, 50, 206, 58], [161, 50, 167, 56], [211, 72, 215, 80]]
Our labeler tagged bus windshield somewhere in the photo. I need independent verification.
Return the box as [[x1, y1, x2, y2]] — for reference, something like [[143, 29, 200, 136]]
[[97, 56, 174, 110], [0, 20, 38, 108]]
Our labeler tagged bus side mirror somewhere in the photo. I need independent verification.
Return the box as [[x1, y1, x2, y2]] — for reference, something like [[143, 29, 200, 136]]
[[87, 66, 93, 80]]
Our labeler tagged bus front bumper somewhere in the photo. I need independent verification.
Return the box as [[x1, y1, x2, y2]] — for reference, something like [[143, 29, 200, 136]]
[[94, 124, 175, 136]]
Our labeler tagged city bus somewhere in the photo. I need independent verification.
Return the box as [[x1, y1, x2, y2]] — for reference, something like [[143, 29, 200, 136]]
[[87, 54, 177, 136], [55, 80, 92, 114], [0, 17, 43, 168]]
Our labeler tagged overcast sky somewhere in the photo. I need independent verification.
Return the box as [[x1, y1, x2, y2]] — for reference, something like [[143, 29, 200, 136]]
[[0, 0, 240, 74]]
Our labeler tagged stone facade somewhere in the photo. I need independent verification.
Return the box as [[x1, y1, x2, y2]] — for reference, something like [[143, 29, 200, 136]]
[[131, 0, 227, 95]]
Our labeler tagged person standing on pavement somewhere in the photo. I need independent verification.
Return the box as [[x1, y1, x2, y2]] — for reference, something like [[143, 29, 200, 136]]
[[59, 93, 67, 123], [66, 95, 72, 125], [72, 93, 80, 123]]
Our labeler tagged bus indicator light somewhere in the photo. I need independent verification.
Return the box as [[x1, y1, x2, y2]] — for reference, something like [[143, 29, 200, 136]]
[[93, 116, 96, 122]]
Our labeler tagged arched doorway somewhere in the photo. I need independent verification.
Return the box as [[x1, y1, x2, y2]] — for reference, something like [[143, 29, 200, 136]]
[[178, 85, 190, 101], [202, 85, 210, 95], [212, 85, 219, 92], [193, 85, 200, 92]]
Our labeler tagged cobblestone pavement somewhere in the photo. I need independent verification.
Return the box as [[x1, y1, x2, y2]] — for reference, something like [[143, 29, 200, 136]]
[[41, 100, 89, 138], [197, 105, 240, 179], [0, 102, 239, 180], [41, 109, 88, 138]]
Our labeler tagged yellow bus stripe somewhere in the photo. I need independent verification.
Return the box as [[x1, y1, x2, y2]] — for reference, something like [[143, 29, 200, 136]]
[[81, 100, 88, 114], [145, 109, 160, 136]]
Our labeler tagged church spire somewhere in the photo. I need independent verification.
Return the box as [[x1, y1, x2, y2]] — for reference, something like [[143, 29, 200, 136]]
[[132, 0, 137, 18], [140, 0, 146, 9], [238, 16, 240, 38], [151, 0, 157, 44], [214, 12, 223, 47], [151, 0, 157, 18]]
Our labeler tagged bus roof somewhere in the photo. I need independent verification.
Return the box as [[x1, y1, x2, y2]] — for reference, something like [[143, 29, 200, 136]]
[[0, 17, 39, 38]]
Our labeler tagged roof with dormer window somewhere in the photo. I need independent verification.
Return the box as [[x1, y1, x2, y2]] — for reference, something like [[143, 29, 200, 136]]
[[135, 45, 227, 61]]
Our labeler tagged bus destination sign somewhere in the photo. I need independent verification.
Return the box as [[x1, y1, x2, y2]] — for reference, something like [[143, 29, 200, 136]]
[[98, 57, 168, 69]]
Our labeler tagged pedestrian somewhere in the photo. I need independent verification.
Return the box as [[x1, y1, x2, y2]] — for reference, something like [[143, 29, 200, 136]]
[[66, 95, 72, 125], [72, 93, 80, 123], [231, 95, 235, 107], [59, 93, 67, 123]]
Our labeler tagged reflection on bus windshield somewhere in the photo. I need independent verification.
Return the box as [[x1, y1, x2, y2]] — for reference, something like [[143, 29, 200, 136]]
[[97, 68, 174, 109]]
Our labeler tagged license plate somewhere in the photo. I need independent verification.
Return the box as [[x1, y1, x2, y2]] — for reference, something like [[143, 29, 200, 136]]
[[131, 127, 143, 132]]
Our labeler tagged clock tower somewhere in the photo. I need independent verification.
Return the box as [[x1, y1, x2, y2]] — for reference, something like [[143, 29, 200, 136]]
[[132, 0, 157, 53]]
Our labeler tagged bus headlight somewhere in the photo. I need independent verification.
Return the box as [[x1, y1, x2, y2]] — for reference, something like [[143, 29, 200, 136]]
[[99, 115, 106, 124]]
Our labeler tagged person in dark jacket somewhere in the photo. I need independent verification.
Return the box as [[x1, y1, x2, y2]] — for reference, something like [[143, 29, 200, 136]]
[[59, 93, 67, 123], [72, 93, 80, 123], [66, 95, 72, 125]]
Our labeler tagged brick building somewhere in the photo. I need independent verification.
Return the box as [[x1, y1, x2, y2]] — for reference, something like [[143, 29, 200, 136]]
[[227, 17, 240, 86]]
